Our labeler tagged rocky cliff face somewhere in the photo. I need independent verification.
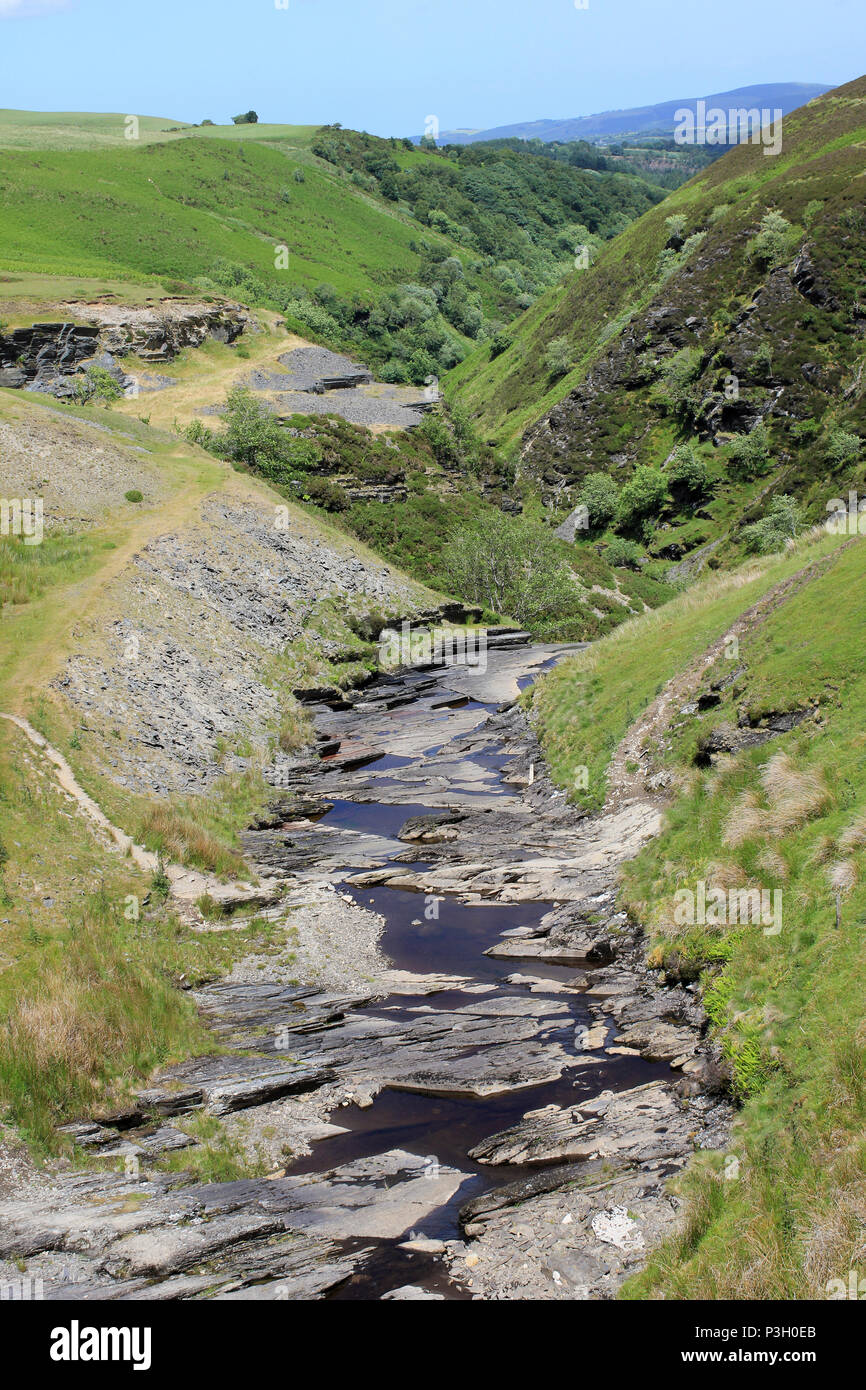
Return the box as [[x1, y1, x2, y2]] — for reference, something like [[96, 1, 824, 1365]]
[[0, 300, 251, 397], [521, 228, 864, 501]]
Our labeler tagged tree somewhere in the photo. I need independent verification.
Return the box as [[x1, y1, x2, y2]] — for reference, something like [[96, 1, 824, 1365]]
[[727, 422, 773, 481], [577, 472, 619, 532], [606, 537, 643, 568], [667, 442, 710, 501], [221, 385, 282, 464], [664, 213, 687, 247], [748, 210, 797, 270], [73, 364, 123, 406], [615, 466, 668, 535], [232, 110, 259, 125], [488, 327, 513, 359], [441, 512, 577, 629], [657, 346, 703, 426]]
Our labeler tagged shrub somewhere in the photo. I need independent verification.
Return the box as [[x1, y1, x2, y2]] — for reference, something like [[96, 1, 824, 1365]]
[[657, 346, 704, 425], [615, 466, 669, 535], [667, 443, 710, 501], [827, 429, 862, 468], [664, 213, 687, 245], [578, 471, 619, 532], [741, 494, 802, 554], [751, 341, 774, 379], [441, 511, 578, 630], [727, 422, 773, 481], [748, 211, 798, 270], [74, 365, 123, 406], [124, 489, 143, 504], [606, 537, 643, 568], [222, 385, 283, 465], [544, 335, 573, 378], [300, 476, 348, 511], [489, 327, 513, 359]]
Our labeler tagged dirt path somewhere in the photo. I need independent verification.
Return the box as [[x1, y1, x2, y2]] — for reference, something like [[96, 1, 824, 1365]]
[[0, 710, 277, 921], [605, 544, 850, 812]]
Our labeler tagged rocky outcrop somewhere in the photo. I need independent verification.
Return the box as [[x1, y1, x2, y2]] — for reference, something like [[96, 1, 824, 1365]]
[[0, 300, 251, 397], [0, 322, 99, 394]]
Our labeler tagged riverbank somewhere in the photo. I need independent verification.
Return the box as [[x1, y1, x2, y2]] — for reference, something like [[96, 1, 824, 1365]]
[[0, 638, 729, 1300]]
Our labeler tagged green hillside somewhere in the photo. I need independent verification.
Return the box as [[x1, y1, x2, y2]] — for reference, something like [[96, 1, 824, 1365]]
[[447, 76, 866, 568], [0, 109, 319, 150], [0, 138, 434, 293], [526, 523, 866, 1297], [0, 115, 661, 385]]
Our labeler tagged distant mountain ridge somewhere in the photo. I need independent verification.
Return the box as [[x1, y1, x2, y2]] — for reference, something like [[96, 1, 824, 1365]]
[[424, 82, 831, 146]]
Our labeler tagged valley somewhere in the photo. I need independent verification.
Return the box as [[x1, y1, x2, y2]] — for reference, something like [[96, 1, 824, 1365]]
[[0, 58, 865, 1316]]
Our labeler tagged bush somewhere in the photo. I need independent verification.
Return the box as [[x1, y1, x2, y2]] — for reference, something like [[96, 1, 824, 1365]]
[[300, 476, 348, 512], [727, 422, 773, 481], [657, 347, 704, 425], [221, 385, 283, 465], [667, 443, 710, 501], [827, 429, 862, 468], [664, 213, 687, 245], [748, 211, 798, 270], [74, 365, 123, 406], [741, 495, 802, 554], [544, 335, 573, 378], [124, 489, 144, 504], [615, 466, 669, 535], [489, 327, 513, 359], [578, 471, 619, 532], [606, 537, 643, 568]]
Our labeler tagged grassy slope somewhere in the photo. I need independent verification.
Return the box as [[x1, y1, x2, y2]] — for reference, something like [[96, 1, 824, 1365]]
[[0, 136, 452, 295], [447, 76, 866, 453], [0, 390, 436, 1150], [0, 109, 320, 150], [527, 525, 866, 1296]]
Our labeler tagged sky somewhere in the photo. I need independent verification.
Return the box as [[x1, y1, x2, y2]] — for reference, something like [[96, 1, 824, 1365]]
[[0, 0, 863, 137]]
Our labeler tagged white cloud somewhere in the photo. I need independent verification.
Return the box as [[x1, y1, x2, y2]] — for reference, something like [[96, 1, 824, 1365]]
[[0, 0, 72, 17]]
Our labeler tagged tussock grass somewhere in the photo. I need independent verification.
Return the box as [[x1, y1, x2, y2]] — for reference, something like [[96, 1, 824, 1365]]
[[137, 800, 248, 879], [277, 697, 313, 755]]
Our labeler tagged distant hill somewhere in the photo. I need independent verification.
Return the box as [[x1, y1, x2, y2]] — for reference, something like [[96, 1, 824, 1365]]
[[426, 83, 831, 146]]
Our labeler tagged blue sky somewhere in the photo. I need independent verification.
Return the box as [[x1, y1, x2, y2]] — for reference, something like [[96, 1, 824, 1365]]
[[0, 0, 863, 136]]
